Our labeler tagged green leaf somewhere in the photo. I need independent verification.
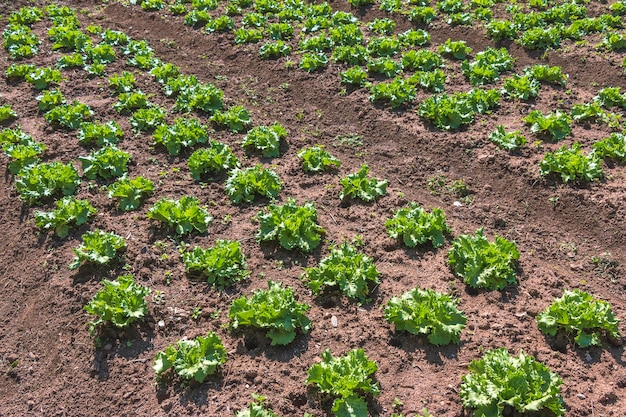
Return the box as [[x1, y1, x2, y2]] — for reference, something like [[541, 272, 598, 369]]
[[225, 165, 282, 204], [333, 396, 369, 417], [182, 240, 248, 288], [34, 196, 96, 238], [460, 349, 565, 417], [384, 287, 466, 345], [241, 122, 287, 157], [84, 274, 150, 331], [537, 289, 621, 347], [70, 229, 126, 270], [256, 198, 325, 253], [339, 164, 388, 202], [385, 203, 450, 248], [147, 196, 212, 236], [108, 176, 154, 211], [153, 332, 226, 383], [228, 280, 311, 345], [447, 228, 519, 290], [303, 241, 379, 303]]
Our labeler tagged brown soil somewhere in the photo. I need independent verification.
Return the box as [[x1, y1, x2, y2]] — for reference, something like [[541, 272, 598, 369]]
[[1, 1, 625, 416]]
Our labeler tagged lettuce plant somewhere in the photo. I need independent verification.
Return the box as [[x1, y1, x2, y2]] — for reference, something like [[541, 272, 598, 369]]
[[384, 287, 466, 345], [25, 67, 62, 90], [401, 50, 442, 72], [256, 198, 325, 253], [153, 117, 209, 155], [108, 71, 136, 94], [297, 145, 341, 173], [488, 125, 527, 151], [593, 133, 626, 162], [339, 66, 368, 87], [108, 176, 154, 211], [339, 164, 388, 202], [235, 395, 279, 417], [129, 107, 167, 132], [385, 203, 450, 248], [439, 38, 472, 59], [229, 280, 311, 345], [15, 161, 80, 205], [188, 140, 240, 180], [36, 88, 66, 112], [183, 240, 248, 288], [44, 101, 93, 129], [3, 138, 46, 174], [69, 229, 126, 270], [225, 165, 282, 204], [448, 228, 519, 290], [241, 123, 287, 157], [367, 57, 403, 78], [153, 333, 227, 383], [113, 90, 149, 113], [84, 274, 150, 333], [77, 121, 123, 147], [302, 241, 379, 303], [523, 110, 572, 141], [537, 289, 621, 347], [539, 142, 603, 183], [79, 146, 131, 180], [306, 349, 379, 417], [210, 105, 252, 133], [299, 52, 328, 72], [147, 196, 212, 236], [34, 196, 96, 238], [408, 69, 446, 93], [461, 47, 514, 85], [460, 349, 565, 417], [501, 75, 540, 101], [523, 64, 568, 86]]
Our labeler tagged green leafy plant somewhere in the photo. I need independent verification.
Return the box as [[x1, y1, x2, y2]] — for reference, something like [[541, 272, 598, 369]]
[[15, 161, 80, 205], [3, 23, 40, 59], [537, 289, 621, 347], [205, 15, 235, 33], [8, 6, 43, 25], [234, 27, 263, 44], [488, 125, 527, 151], [69, 229, 126, 270], [0, 104, 17, 122], [539, 142, 603, 183], [153, 332, 227, 383], [34, 196, 96, 238], [241, 122, 287, 157], [593, 133, 626, 162], [332, 45, 368, 66], [5, 63, 35, 79], [183, 239, 248, 288], [36, 88, 66, 112], [306, 349, 380, 417], [259, 40, 292, 59], [408, 69, 447, 93], [129, 107, 167, 132], [299, 52, 328, 72], [570, 102, 612, 124], [229, 280, 311, 345], [256, 198, 325, 253], [153, 117, 209, 155], [147, 196, 212, 236], [501, 75, 540, 101], [25, 67, 62, 90], [439, 39, 472, 59], [384, 288, 466, 345], [368, 18, 395, 35], [339, 66, 368, 87], [2, 138, 46, 174], [108, 176, 154, 211], [173, 81, 224, 114], [385, 203, 450, 248], [210, 105, 252, 132], [594, 86, 626, 109], [524, 64, 568, 86], [45, 101, 93, 129], [113, 90, 149, 113], [77, 121, 123, 147], [235, 394, 279, 417], [398, 29, 430, 47], [401, 50, 442, 72], [367, 57, 403, 79], [523, 110, 572, 141], [367, 36, 401, 57], [225, 165, 282, 204], [408, 6, 437, 24], [56, 52, 85, 69], [460, 349, 565, 417], [418, 89, 500, 130], [84, 274, 150, 333], [188, 140, 240, 180], [79, 146, 131, 180], [339, 164, 388, 202], [302, 241, 379, 303], [297, 145, 341, 172], [108, 71, 136, 94], [369, 77, 416, 108], [518, 26, 562, 50], [448, 228, 519, 290], [461, 47, 514, 85]]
